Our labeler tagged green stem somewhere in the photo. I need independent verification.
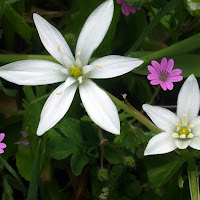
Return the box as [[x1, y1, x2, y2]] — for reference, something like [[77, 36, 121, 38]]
[[106, 91, 160, 134], [126, 0, 181, 54], [148, 86, 160, 105], [179, 150, 199, 200], [188, 166, 199, 200]]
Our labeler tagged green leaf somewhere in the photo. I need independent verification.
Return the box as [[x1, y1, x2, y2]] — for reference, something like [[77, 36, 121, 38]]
[[71, 150, 89, 176], [2, 176, 14, 200], [145, 154, 185, 187], [4, 4, 32, 44], [0, 80, 17, 97], [103, 145, 123, 164], [58, 117, 83, 146], [26, 140, 41, 200], [46, 129, 77, 160], [0, 156, 25, 191], [16, 146, 34, 181], [115, 126, 135, 154]]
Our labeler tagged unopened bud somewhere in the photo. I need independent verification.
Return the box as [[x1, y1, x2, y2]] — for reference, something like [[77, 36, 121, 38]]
[[178, 174, 184, 188], [98, 169, 108, 181], [123, 156, 135, 168]]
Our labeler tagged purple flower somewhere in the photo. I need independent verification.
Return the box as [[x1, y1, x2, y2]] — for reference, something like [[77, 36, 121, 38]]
[[0, 133, 6, 154], [16, 141, 30, 148], [16, 131, 29, 148], [147, 57, 183, 91], [117, 0, 141, 16]]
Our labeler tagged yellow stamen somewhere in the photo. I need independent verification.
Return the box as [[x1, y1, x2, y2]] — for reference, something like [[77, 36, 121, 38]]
[[53, 68, 60, 71], [58, 45, 61, 53], [172, 133, 179, 139], [96, 64, 103, 68], [187, 133, 194, 139], [180, 134, 186, 139], [175, 123, 181, 127], [56, 91, 62, 95]]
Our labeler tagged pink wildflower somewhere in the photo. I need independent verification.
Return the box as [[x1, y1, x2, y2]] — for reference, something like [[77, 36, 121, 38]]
[[117, 0, 141, 16], [0, 133, 6, 154], [147, 57, 183, 91]]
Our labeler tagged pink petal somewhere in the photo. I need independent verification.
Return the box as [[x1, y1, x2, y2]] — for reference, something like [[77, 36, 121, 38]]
[[168, 76, 183, 82], [147, 74, 159, 80], [117, 0, 123, 4], [160, 82, 167, 91], [169, 69, 182, 77], [0, 143, 6, 149], [150, 80, 161, 85], [130, 7, 136, 14], [166, 82, 174, 90], [147, 65, 159, 75], [151, 60, 160, 70], [136, 7, 142, 10], [161, 57, 168, 71], [0, 149, 4, 154], [166, 59, 174, 71], [0, 133, 5, 143], [122, 3, 130, 16]]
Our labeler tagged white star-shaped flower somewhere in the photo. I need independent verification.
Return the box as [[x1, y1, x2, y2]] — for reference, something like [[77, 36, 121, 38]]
[[143, 74, 200, 155], [0, 0, 143, 136]]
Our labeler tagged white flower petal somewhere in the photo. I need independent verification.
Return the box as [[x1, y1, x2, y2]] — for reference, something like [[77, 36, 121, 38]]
[[142, 104, 180, 133], [189, 116, 200, 136], [89, 55, 143, 79], [82, 65, 95, 75], [177, 74, 200, 122], [75, 0, 114, 66], [144, 132, 176, 155], [33, 13, 75, 67], [37, 81, 78, 136], [175, 139, 191, 149], [0, 60, 66, 85], [189, 136, 200, 150], [79, 79, 120, 134]]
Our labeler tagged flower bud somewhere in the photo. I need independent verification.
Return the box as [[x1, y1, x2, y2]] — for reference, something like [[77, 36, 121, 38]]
[[123, 156, 135, 168], [98, 169, 108, 181]]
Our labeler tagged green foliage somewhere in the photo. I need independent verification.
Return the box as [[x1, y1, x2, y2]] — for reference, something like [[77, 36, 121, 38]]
[[0, 0, 200, 199], [3, 4, 32, 45], [145, 153, 185, 187]]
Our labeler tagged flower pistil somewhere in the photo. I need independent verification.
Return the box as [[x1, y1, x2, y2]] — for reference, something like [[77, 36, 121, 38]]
[[172, 114, 194, 139]]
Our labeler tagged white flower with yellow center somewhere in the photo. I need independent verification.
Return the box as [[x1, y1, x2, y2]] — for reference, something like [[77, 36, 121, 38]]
[[0, 0, 143, 136], [143, 74, 200, 155]]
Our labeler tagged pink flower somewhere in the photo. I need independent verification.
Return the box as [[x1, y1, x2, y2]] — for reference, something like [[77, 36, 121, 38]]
[[0, 133, 6, 154], [147, 57, 183, 91], [117, 0, 141, 16]]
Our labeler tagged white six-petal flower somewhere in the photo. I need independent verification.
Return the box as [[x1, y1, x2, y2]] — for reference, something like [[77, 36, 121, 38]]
[[0, 0, 143, 136], [143, 74, 200, 155]]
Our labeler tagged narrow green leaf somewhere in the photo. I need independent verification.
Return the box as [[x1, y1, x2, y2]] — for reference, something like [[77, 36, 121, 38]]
[[126, 0, 181, 53], [2, 176, 14, 200], [26, 139, 41, 200], [4, 4, 32, 44], [188, 166, 199, 200], [0, 156, 25, 192]]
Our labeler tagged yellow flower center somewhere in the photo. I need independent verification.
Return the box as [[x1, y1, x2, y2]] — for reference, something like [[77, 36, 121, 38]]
[[178, 127, 189, 137], [70, 66, 82, 79]]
